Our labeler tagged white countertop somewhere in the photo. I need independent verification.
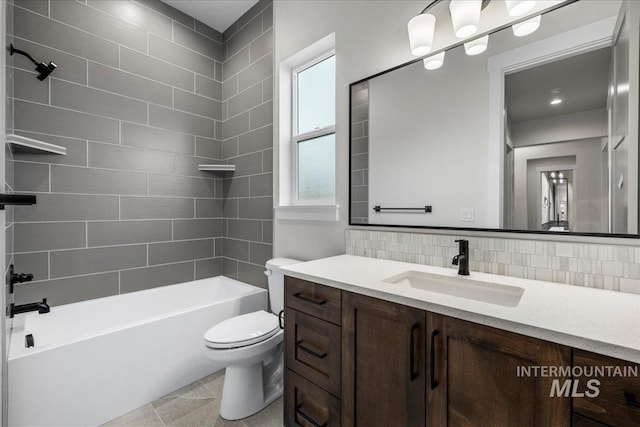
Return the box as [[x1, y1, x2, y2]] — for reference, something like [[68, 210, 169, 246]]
[[282, 254, 640, 363]]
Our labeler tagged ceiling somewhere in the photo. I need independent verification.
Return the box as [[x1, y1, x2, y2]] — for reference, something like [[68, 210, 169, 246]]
[[505, 47, 611, 123], [162, 0, 259, 33]]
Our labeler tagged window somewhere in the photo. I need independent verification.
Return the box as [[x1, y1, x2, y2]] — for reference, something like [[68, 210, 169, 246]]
[[292, 53, 335, 204]]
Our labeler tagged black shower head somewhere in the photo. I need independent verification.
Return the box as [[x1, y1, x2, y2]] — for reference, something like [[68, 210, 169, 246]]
[[9, 44, 57, 81], [35, 61, 57, 81]]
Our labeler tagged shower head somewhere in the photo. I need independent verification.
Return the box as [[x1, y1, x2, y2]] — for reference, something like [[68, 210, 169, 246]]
[[9, 43, 57, 81], [35, 61, 57, 81]]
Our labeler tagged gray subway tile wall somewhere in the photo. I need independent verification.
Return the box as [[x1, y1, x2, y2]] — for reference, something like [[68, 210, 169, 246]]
[[350, 82, 369, 224], [346, 229, 640, 294], [10, 0, 240, 305], [221, 0, 273, 288]]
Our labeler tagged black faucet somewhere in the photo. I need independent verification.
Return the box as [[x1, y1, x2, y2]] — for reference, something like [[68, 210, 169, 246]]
[[9, 298, 50, 318], [452, 239, 470, 276]]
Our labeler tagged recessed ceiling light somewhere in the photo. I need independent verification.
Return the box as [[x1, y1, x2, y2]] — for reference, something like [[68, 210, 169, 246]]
[[550, 98, 562, 105]]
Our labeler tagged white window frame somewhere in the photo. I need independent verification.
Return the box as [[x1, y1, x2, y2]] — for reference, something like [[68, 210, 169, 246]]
[[290, 50, 336, 206]]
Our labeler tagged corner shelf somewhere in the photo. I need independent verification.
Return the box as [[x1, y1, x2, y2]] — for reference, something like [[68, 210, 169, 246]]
[[6, 133, 66, 155], [198, 164, 236, 172]]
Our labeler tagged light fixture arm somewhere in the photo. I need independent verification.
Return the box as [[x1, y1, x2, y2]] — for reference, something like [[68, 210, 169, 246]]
[[420, 0, 444, 14], [420, 0, 491, 15]]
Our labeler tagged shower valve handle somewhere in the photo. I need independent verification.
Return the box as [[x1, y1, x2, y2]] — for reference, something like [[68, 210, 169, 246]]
[[13, 273, 34, 284], [8, 265, 34, 294]]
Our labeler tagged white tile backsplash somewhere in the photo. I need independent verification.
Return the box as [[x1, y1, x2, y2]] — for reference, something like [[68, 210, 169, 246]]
[[346, 229, 640, 294]]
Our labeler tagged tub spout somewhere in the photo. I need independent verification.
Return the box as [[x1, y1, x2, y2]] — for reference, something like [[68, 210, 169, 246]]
[[9, 298, 50, 318]]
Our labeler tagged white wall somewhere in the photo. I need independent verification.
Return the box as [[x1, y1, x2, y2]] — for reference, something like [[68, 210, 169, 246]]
[[512, 108, 608, 147], [367, 45, 492, 227], [273, 0, 424, 260]]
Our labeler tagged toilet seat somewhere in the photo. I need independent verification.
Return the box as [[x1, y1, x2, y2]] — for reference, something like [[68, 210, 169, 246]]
[[204, 310, 280, 349]]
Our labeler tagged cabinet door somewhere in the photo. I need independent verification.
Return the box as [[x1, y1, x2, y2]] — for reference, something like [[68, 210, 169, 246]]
[[573, 349, 640, 427], [427, 313, 571, 427], [342, 292, 426, 427]]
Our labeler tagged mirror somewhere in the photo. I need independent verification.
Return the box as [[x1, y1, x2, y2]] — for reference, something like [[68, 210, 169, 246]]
[[349, 0, 636, 237]]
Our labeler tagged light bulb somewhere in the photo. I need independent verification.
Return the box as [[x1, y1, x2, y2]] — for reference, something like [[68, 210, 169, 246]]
[[408, 13, 436, 56], [505, 0, 536, 17], [423, 51, 445, 70], [550, 172, 556, 178], [449, 0, 481, 39], [512, 15, 541, 37], [464, 35, 488, 56]]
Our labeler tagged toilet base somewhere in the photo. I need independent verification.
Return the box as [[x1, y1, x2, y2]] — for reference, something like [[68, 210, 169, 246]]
[[219, 343, 284, 420]]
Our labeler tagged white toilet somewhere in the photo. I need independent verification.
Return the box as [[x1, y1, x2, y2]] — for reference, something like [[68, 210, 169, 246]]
[[203, 258, 300, 420]]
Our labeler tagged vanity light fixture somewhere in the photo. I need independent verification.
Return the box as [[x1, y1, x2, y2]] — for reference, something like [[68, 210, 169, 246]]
[[409, 0, 540, 70], [512, 14, 541, 37], [408, 13, 437, 56], [505, 0, 536, 17], [450, 0, 482, 38], [424, 51, 446, 70], [548, 171, 566, 185], [464, 35, 489, 55]]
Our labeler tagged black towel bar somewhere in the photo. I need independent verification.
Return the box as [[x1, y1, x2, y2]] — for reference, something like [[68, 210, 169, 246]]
[[373, 205, 432, 213]]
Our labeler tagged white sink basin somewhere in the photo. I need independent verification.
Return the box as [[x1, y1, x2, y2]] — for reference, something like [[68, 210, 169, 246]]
[[383, 271, 524, 307]]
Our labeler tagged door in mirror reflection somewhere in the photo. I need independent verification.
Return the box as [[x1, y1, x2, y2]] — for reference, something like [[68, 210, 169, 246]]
[[504, 45, 624, 234]]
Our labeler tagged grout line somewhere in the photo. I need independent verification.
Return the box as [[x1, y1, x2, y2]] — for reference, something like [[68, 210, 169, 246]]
[[150, 404, 166, 427]]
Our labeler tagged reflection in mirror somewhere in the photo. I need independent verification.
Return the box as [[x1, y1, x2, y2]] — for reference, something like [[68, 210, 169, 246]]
[[349, 0, 636, 237], [504, 47, 611, 233]]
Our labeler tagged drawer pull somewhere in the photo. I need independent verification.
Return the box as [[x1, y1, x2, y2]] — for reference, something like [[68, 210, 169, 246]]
[[295, 404, 327, 427], [293, 292, 327, 305], [624, 392, 640, 408], [409, 323, 419, 380], [430, 330, 439, 390], [296, 340, 328, 359]]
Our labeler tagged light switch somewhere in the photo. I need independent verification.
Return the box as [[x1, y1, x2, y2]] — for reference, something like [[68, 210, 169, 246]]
[[460, 208, 475, 222]]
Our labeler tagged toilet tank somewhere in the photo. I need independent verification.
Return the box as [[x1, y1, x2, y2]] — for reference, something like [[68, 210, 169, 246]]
[[265, 258, 301, 314]]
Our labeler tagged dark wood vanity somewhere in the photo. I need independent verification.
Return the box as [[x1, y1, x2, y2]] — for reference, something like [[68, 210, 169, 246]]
[[283, 276, 640, 427]]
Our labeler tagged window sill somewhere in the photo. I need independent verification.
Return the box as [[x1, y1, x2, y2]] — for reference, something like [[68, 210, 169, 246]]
[[275, 204, 340, 222]]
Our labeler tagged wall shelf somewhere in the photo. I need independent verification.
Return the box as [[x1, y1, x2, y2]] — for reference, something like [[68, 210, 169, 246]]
[[6, 133, 66, 155], [198, 164, 235, 172]]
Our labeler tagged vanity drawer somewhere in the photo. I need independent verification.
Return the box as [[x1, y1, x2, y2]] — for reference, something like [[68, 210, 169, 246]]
[[573, 349, 640, 427], [285, 276, 341, 325], [285, 307, 341, 397], [285, 369, 341, 427]]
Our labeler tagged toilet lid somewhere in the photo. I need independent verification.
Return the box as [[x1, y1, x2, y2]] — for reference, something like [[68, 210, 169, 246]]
[[204, 310, 280, 349]]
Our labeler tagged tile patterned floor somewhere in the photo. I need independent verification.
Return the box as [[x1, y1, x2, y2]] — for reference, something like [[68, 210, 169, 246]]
[[102, 371, 283, 427]]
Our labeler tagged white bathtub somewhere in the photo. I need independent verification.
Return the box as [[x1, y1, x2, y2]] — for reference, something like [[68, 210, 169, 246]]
[[8, 276, 267, 427]]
